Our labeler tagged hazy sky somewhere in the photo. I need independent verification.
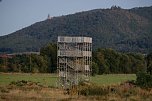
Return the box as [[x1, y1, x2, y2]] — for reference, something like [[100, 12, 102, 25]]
[[0, 0, 152, 36]]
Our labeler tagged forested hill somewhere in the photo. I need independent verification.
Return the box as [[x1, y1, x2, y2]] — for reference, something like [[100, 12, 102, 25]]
[[0, 6, 152, 53]]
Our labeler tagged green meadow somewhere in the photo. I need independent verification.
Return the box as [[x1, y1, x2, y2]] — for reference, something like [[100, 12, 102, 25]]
[[0, 73, 136, 86], [91, 74, 136, 85]]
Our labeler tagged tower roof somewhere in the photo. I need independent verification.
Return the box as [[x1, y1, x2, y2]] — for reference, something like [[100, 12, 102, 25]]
[[47, 14, 51, 20]]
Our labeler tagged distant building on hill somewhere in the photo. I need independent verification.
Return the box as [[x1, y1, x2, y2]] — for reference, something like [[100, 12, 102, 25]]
[[47, 14, 52, 20]]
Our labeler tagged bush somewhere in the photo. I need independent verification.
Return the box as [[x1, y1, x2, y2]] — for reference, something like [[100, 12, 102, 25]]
[[78, 82, 109, 96], [79, 86, 109, 96], [136, 72, 152, 88], [9, 80, 41, 87]]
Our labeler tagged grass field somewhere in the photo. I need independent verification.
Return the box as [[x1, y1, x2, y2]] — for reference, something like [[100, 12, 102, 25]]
[[0, 73, 57, 86], [91, 74, 136, 85], [0, 73, 136, 86], [1, 73, 152, 101]]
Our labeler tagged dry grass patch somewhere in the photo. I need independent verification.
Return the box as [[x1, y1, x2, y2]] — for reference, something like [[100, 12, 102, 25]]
[[0, 86, 70, 101]]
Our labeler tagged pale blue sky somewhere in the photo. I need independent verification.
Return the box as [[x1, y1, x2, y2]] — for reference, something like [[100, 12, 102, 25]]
[[0, 0, 152, 36]]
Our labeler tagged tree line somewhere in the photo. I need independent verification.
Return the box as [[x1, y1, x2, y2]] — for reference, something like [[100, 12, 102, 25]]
[[92, 48, 147, 75], [0, 43, 152, 75], [0, 43, 56, 73]]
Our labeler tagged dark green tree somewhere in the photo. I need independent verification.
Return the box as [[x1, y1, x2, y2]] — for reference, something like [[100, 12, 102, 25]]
[[91, 62, 99, 76], [146, 53, 152, 74], [40, 43, 57, 73]]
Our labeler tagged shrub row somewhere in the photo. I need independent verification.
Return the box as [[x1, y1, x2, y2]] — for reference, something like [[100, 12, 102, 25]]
[[136, 72, 152, 88]]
